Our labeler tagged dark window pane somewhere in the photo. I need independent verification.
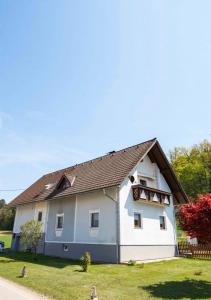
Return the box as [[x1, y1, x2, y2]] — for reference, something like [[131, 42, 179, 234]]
[[134, 213, 141, 228], [57, 216, 63, 229], [140, 179, 147, 186], [58, 178, 70, 190], [91, 212, 99, 228], [160, 216, 166, 230], [38, 211, 42, 222]]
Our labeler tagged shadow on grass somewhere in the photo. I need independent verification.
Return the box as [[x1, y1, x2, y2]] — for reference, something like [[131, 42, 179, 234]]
[[142, 279, 211, 299], [0, 252, 80, 269]]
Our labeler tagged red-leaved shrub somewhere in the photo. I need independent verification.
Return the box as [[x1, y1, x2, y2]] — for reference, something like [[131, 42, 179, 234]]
[[178, 194, 211, 243]]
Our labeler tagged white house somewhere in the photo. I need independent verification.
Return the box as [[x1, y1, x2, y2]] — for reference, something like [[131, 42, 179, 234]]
[[10, 138, 187, 263]]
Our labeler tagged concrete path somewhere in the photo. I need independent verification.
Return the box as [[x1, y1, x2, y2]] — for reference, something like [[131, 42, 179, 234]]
[[0, 277, 51, 300], [139, 256, 181, 264]]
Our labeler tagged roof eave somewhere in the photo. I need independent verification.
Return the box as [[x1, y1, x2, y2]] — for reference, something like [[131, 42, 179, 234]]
[[150, 141, 188, 204]]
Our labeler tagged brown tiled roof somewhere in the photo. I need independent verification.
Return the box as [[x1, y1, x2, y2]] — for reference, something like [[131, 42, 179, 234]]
[[10, 139, 156, 206]]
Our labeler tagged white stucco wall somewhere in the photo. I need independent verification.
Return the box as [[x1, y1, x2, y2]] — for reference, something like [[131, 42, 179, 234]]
[[13, 153, 176, 249], [13, 203, 35, 233], [74, 188, 117, 244], [34, 201, 48, 232], [13, 201, 48, 233], [119, 155, 176, 246], [13, 188, 117, 245]]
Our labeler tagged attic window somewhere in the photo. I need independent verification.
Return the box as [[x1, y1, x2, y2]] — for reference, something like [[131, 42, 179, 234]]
[[57, 177, 70, 190], [140, 179, 147, 186]]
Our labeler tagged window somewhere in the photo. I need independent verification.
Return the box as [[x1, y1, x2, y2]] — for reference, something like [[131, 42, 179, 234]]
[[63, 244, 68, 252], [160, 216, 166, 230], [140, 179, 147, 186], [56, 214, 64, 230], [134, 213, 142, 228], [37, 211, 42, 222], [90, 212, 99, 228], [58, 178, 70, 190]]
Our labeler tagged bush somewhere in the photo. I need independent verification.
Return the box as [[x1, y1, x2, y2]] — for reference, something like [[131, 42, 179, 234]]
[[20, 220, 42, 254], [80, 252, 91, 272], [128, 260, 137, 266], [178, 194, 211, 243]]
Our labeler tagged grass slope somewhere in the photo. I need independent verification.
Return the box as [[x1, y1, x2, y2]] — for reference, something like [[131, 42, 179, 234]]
[[0, 253, 210, 300]]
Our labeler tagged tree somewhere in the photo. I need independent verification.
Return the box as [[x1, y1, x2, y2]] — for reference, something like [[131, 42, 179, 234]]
[[170, 140, 211, 198], [0, 199, 6, 209], [0, 200, 15, 230], [20, 220, 42, 254], [178, 194, 211, 243]]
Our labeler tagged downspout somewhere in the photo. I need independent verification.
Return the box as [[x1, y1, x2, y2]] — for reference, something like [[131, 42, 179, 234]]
[[173, 201, 179, 256], [44, 200, 50, 255], [103, 187, 120, 263]]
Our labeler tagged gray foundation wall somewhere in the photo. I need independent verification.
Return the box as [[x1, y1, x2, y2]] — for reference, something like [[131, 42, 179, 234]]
[[11, 233, 20, 251], [11, 233, 45, 253], [12, 238, 177, 263], [45, 242, 118, 263], [120, 245, 177, 262]]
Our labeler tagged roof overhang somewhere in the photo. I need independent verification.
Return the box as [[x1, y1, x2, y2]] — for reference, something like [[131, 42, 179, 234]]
[[147, 141, 188, 204]]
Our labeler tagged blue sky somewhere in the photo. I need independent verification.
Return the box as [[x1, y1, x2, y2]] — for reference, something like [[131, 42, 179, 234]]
[[0, 1, 210, 202]]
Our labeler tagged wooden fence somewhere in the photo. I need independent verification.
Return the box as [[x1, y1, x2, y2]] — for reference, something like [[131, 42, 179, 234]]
[[178, 242, 211, 259]]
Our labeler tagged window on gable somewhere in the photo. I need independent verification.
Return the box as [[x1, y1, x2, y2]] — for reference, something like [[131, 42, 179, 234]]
[[140, 179, 147, 186], [38, 211, 42, 222], [56, 214, 64, 230], [134, 213, 142, 228], [160, 216, 166, 230], [90, 212, 99, 228]]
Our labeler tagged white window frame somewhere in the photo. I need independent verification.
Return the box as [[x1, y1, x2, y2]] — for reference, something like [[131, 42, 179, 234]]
[[56, 213, 64, 231], [159, 215, 167, 230], [89, 209, 100, 229], [133, 211, 143, 229]]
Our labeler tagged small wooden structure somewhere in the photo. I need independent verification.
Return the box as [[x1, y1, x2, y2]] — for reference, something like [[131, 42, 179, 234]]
[[21, 266, 28, 278]]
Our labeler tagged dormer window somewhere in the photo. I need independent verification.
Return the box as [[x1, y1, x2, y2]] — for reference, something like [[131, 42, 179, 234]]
[[57, 177, 70, 190], [52, 174, 76, 195]]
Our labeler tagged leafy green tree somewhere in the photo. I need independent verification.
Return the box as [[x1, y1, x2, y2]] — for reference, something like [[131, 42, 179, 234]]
[[0, 199, 6, 209], [0, 200, 15, 230], [170, 140, 211, 198], [20, 220, 42, 254]]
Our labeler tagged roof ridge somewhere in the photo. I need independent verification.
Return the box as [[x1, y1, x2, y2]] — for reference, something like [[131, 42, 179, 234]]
[[43, 138, 157, 178]]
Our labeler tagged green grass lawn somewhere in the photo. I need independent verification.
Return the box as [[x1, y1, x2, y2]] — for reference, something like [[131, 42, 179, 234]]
[[0, 231, 12, 248], [0, 253, 210, 300]]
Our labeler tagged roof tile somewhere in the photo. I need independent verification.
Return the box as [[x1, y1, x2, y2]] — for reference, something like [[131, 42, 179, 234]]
[[10, 139, 156, 206]]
